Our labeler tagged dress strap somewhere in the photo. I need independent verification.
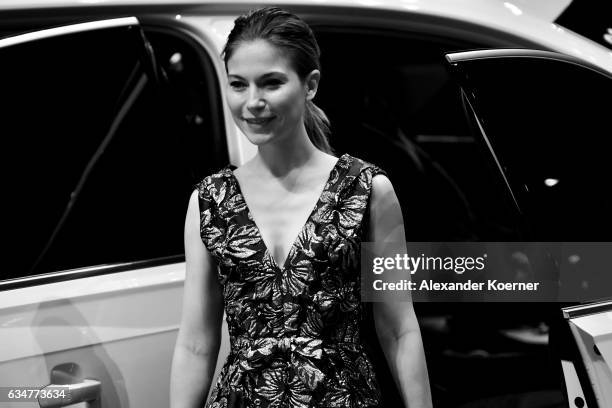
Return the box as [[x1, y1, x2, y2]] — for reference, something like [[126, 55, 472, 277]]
[[193, 170, 228, 264], [337, 156, 390, 240], [337, 155, 388, 197]]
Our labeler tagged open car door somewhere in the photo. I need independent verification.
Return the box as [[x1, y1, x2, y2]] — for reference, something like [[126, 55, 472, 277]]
[[560, 301, 612, 408], [444, 48, 612, 408]]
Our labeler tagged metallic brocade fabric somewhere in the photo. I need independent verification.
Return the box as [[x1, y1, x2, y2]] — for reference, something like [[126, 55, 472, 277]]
[[195, 153, 387, 408]]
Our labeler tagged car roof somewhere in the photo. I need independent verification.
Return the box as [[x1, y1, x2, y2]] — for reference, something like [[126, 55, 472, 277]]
[[0, 0, 572, 20], [0, 0, 570, 19], [1, 0, 610, 73]]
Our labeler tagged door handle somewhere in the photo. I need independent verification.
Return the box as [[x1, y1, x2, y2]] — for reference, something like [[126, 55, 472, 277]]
[[38, 379, 101, 407]]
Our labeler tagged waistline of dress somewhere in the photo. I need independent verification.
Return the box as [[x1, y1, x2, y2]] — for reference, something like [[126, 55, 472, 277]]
[[229, 334, 366, 355], [227, 335, 369, 391]]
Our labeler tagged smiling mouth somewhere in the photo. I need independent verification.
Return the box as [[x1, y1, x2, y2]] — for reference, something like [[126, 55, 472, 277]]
[[244, 117, 275, 125]]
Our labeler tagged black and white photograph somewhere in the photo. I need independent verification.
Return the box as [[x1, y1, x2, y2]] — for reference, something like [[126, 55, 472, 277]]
[[0, 1, 611, 407]]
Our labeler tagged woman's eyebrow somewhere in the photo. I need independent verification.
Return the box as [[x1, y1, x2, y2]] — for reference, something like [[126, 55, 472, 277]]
[[260, 72, 287, 79], [227, 71, 287, 80]]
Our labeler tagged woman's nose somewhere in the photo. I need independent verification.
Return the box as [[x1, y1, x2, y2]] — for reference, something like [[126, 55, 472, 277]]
[[246, 88, 266, 111]]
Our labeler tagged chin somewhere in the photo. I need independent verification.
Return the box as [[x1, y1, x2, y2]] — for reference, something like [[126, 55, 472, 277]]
[[243, 131, 275, 146]]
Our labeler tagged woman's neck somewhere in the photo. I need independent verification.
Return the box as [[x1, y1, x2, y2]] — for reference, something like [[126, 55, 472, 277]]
[[254, 126, 324, 177]]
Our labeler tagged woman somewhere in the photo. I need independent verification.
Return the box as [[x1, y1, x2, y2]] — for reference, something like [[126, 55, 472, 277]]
[[170, 6, 431, 408]]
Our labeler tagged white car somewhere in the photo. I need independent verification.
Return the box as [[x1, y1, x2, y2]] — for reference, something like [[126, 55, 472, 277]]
[[0, 1, 610, 407]]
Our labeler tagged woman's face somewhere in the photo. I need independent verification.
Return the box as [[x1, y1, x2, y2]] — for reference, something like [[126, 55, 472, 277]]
[[226, 39, 313, 146]]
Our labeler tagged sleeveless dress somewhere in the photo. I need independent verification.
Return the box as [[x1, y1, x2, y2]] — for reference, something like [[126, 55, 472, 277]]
[[195, 153, 388, 408]]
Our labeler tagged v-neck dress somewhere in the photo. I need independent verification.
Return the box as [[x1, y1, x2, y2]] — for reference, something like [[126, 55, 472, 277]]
[[195, 153, 387, 408]]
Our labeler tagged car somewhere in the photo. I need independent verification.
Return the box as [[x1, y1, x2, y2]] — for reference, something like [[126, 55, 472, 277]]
[[0, 1, 610, 407]]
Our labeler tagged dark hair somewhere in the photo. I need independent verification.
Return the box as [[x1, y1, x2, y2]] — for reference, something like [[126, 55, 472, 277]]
[[221, 6, 333, 154]]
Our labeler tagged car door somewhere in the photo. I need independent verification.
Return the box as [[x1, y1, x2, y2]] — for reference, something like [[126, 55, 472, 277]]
[[560, 300, 612, 408], [0, 17, 226, 407], [445, 48, 612, 407]]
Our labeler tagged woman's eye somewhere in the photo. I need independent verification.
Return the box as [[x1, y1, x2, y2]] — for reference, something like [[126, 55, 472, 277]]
[[230, 82, 246, 90], [265, 80, 282, 88]]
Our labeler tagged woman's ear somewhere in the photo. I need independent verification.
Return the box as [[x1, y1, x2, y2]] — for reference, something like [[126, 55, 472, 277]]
[[305, 69, 321, 101]]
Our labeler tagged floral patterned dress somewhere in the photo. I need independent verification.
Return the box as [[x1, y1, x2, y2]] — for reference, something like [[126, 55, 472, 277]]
[[196, 153, 387, 408]]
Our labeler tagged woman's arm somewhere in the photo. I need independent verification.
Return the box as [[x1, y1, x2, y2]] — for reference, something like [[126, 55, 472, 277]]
[[170, 190, 224, 408], [368, 175, 433, 408]]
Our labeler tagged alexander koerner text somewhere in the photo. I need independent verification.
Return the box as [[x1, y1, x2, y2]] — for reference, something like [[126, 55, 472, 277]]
[[373, 280, 540, 291]]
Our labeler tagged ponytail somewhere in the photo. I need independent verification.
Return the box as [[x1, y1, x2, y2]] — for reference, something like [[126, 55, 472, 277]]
[[304, 99, 334, 154]]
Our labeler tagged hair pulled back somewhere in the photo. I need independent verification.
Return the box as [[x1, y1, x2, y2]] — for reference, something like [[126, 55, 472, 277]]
[[221, 6, 333, 154]]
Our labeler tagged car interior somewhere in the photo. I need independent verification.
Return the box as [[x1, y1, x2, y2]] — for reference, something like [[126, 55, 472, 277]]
[[311, 26, 568, 408]]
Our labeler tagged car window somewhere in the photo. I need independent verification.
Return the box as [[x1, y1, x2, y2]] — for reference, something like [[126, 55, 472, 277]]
[[312, 29, 522, 242], [1, 23, 226, 279], [451, 56, 612, 241]]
